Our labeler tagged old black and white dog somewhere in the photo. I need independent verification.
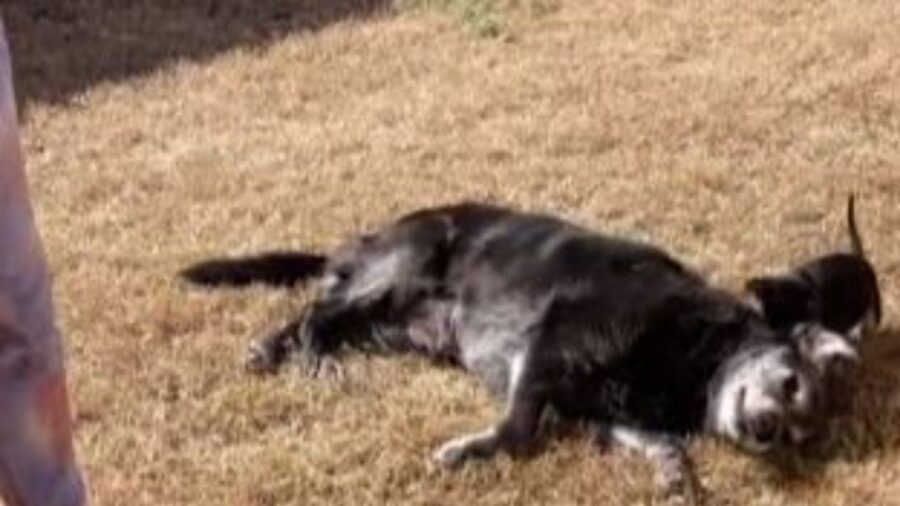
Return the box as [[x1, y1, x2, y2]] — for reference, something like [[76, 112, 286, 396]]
[[183, 203, 853, 500]]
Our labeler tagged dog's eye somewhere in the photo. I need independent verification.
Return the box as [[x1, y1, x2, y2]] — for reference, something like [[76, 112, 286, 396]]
[[781, 373, 800, 403]]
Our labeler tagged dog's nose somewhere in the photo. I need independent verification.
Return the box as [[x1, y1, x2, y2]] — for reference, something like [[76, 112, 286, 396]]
[[751, 411, 780, 446]]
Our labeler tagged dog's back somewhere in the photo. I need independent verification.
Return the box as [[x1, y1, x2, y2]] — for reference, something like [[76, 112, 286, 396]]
[[438, 209, 766, 433]]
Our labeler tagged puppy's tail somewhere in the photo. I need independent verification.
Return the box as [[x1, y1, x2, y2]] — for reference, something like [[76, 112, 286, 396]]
[[180, 251, 327, 288], [847, 194, 867, 258]]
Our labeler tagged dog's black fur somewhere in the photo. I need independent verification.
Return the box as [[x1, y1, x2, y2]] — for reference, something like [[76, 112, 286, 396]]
[[183, 202, 840, 501], [746, 195, 881, 341]]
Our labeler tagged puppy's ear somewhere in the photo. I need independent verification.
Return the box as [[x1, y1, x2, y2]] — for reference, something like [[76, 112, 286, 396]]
[[792, 323, 859, 371], [792, 323, 861, 414], [745, 276, 812, 327]]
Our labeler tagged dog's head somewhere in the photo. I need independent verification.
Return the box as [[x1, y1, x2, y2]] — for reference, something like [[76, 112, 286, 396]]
[[709, 341, 821, 453], [708, 323, 858, 453]]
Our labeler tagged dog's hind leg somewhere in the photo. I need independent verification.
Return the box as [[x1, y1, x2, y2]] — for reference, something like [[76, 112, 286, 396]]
[[609, 426, 704, 505], [244, 299, 362, 377], [245, 214, 457, 377], [433, 351, 547, 467], [245, 304, 358, 379], [245, 317, 302, 375]]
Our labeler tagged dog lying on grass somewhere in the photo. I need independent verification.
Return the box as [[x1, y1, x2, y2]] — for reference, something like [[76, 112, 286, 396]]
[[183, 202, 854, 502]]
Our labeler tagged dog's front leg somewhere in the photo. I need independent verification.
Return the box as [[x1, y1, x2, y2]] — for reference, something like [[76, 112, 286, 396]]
[[433, 381, 546, 468], [609, 426, 704, 505]]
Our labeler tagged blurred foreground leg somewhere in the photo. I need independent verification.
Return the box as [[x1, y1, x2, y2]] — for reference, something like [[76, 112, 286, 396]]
[[0, 16, 86, 506]]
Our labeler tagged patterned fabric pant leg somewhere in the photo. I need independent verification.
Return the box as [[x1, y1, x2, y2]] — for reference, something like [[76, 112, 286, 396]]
[[0, 15, 87, 506]]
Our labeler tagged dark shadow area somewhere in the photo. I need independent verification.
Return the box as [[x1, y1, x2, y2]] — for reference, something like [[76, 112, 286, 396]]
[[833, 327, 900, 457], [4, 0, 395, 108]]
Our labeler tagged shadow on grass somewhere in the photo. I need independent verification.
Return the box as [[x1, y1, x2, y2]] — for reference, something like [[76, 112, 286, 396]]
[[762, 327, 900, 485], [4, 0, 394, 109], [842, 328, 900, 454]]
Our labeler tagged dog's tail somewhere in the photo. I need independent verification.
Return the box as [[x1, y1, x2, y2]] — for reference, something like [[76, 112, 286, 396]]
[[180, 251, 327, 288], [847, 194, 867, 258]]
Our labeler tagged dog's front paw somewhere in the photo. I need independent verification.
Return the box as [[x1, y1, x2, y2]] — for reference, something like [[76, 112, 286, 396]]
[[432, 438, 471, 469], [432, 428, 499, 469], [244, 342, 280, 375]]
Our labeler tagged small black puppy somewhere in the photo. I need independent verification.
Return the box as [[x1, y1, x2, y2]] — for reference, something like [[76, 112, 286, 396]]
[[746, 195, 880, 414], [746, 195, 881, 343]]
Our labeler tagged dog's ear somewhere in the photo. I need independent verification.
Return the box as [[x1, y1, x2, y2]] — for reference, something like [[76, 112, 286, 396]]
[[745, 276, 812, 327]]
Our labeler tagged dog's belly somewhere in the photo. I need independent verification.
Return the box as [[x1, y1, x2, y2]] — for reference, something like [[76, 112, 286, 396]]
[[403, 298, 459, 363], [458, 333, 526, 399], [453, 299, 537, 399]]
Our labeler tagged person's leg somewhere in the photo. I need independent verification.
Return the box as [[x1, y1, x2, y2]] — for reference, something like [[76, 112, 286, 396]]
[[0, 16, 86, 506]]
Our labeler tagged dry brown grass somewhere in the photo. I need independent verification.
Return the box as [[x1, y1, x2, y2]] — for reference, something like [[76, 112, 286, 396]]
[[10, 0, 900, 504]]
